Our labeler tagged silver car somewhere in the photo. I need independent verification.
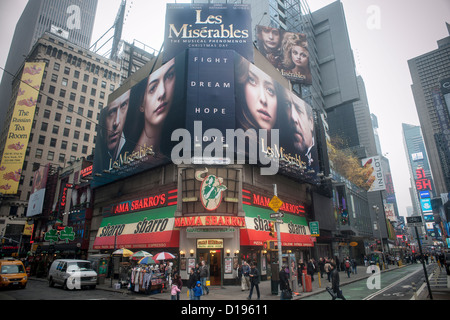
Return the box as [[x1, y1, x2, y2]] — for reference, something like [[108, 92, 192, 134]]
[[48, 259, 97, 290]]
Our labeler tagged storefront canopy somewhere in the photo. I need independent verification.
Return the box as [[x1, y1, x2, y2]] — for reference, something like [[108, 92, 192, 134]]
[[93, 206, 179, 250], [240, 204, 315, 247]]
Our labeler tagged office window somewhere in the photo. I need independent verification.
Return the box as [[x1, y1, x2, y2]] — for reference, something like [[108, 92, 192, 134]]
[[49, 85, 55, 94], [47, 151, 54, 161], [69, 92, 76, 101], [62, 78, 68, 86], [54, 63, 60, 71], [74, 70, 80, 79], [38, 135, 46, 145], [78, 107, 84, 116], [51, 74, 58, 82], [65, 116, 72, 124], [74, 131, 80, 139], [68, 104, 74, 113], [52, 125, 59, 134], [101, 81, 106, 88], [59, 89, 66, 98], [80, 96, 86, 104], [91, 88, 96, 96], [72, 143, 78, 152], [64, 67, 70, 75], [81, 84, 87, 93], [83, 74, 89, 82], [50, 138, 57, 148], [85, 121, 91, 130], [36, 149, 43, 159], [61, 141, 67, 150], [110, 84, 115, 91], [93, 77, 98, 85], [72, 81, 78, 90], [57, 100, 64, 109], [82, 145, 88, 154], [46, 97, 53, 106], [40, 122, 48, 132], [75, 118, 82, 127], [59, 153, 65, 163], [100, 91, 105, 99], [63, 128, 70, 137], [87, 110, 93, 118], [55, 113, 61, 122], [84, 133, 90, 142], [89, 99, 95, 107], [43, 110, 51, 119]]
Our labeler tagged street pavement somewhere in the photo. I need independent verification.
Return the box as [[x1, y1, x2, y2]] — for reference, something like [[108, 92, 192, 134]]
[[26, 262, 449, 300]]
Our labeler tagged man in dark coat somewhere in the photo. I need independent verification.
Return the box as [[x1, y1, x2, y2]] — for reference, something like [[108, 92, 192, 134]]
[[330, 263, 346, 300], [279, 265, 291, 300], [247, 262, 260, 300]]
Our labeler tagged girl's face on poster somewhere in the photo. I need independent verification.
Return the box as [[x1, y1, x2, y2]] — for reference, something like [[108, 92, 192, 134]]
[[141, 58, 176, 127], [244, 64, 277, 130], [291, 45, 309, 69]]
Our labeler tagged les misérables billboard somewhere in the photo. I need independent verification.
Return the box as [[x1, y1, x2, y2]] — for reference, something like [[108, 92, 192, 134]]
[[164, 3, 253, 64], [92, 49, 319, 188], [256, 25, 312, 85]]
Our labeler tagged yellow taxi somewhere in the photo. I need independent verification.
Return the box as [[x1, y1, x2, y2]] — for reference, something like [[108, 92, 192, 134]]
[[0, 258, 28, 289]]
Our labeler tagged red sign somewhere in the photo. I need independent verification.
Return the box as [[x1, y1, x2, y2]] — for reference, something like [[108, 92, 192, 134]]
[[175, 216, 245, 227], [415, 168, 432, 191], [81, 165, 93, 177], [110, 189, 177, 216], [242, 189, 306, 216]]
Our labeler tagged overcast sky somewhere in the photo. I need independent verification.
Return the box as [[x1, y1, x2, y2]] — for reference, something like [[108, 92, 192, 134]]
[[0, 0, 449, 218]]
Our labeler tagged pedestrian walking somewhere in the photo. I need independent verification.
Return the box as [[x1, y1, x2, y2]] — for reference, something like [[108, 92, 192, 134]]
[[173, 273, 183, 300], [171, 282, 181, 300], [351, 259, 357, 274], [344, 257, 351, 278], [187, 268, 198, 300], [199, 260, 209, 295], [330, 263, 346, 300], [241, 260, 250, 291], [247, 262, 260, 300], [307, 259, 315, 282], [319, 258, 325, 278], [192, 281, 203, 300], [279, 264, 292, 300], [324, 259, 331, 282]]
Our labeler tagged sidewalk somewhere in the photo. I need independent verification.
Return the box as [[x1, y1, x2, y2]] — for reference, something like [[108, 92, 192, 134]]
[[31, 263, 449, 300], [52, 263, 408, 300]]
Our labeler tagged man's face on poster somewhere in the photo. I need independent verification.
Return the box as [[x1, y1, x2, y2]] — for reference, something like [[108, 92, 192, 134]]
[[289, 94, 314, 153], [260, 27, 281, 51], [105, 90, 130, 154]]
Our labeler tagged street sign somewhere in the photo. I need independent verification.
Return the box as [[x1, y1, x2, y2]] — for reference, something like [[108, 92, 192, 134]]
[[309, 221, 320, 237], [268, 195, 283, 212], [407, 216, 423, 227], [270, 212, 285, 219]]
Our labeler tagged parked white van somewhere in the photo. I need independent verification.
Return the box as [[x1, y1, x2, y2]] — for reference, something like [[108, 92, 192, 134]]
[[48, 259, 97, 290]]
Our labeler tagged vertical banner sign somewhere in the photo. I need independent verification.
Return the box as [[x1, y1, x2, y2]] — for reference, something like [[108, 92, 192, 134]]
[[361, 156, 385, 192], [186, 48, 235, 157], [164, 3, 253, 63], [0, 62, 45, 194]]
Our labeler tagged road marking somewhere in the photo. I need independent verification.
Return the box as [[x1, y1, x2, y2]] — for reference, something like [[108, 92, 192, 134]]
[[363, 266, 422, 300]]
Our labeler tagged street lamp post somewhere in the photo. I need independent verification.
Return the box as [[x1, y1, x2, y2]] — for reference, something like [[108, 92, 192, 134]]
[[373, 205, 386, 269]]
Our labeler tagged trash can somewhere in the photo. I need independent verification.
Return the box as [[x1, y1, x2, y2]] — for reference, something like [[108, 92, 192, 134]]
[[302, 274, 312, 292]]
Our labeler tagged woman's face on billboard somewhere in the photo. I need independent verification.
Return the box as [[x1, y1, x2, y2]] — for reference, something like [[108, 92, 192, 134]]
[[291, 45, 309, 69], [244, 64, 277, 130], [141, 58, 176, 127]]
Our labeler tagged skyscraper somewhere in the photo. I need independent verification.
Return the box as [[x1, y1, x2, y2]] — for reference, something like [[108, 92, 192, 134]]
[[0, 0, 98, 132], [408, 26, 450, 196]]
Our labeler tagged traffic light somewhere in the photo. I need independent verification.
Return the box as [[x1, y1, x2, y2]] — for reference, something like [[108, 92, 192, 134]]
[[268, 222, 276, 238]]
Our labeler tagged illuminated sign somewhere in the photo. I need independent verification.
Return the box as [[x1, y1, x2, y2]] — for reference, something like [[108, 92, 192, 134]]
[[419, 190, 431, 198], [415, 168, 432, 191], [197, 239, 224, 249], [175, 216, 245, 227], [420, 198, 433, 213], [195, 168, 227, 211], [81, 165, 93, 177], [109, 189, 178, 216], [242, 189, 306, 216]]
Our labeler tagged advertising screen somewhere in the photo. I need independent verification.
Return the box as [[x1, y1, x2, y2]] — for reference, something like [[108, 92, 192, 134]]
[[164, 3, 253, 64], [256, 25, 312, 85], [0, 62, 46, 194], [26, 164, 49, 217]]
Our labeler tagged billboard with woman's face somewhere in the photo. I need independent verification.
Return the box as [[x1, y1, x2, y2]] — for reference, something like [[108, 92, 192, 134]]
[[93, 49, 319, 187], [256, 26, 312, 85]]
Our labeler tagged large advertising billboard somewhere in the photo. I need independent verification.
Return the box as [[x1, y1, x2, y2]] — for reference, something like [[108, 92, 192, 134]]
[[164, 3, 253, 64], [361, 156, 385, 192], [0, 62, 46, 194], [93, 49, 319, 187], [27, 164, 49, 217], [255, 25, 312, 85]]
